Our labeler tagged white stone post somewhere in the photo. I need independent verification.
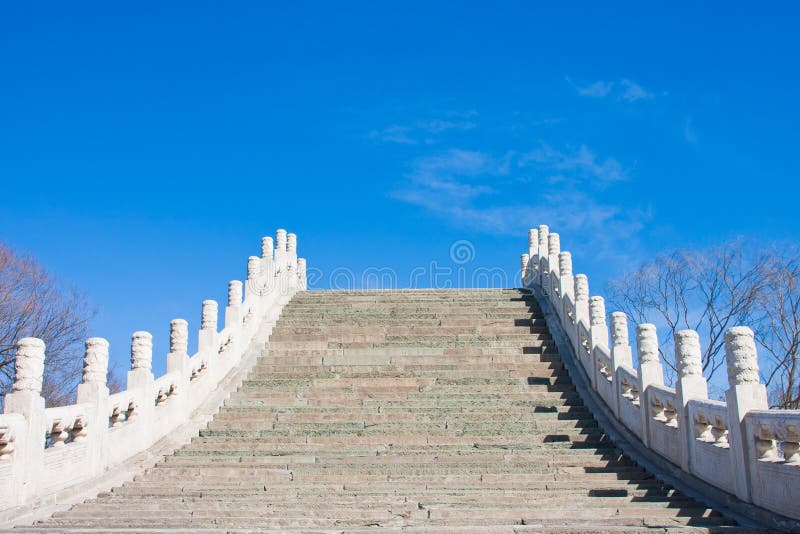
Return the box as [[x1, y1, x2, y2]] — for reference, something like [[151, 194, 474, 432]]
[[198, 300, 218, 353], [520, 254, 530, 288], [674, 329, 708, 472], [558, 252, 574, 333], [76, 337, 110, 480], [537, 225, 549, 287], [275, 229, 287, 274], [610, 312, 633, 417], [167, 319, 190, 417], [127, 331, 154, 448], [610, 313, 633, 370], [77, 337, 109, 400], [297, 258, 307, 290], [287, 232, 297, 273], [4, 338, 47, 504], [245, 256, 261, 300], [573, 274, 589, 362], [528, 228, 539, 276], [636, 324, 664, 446], [261, 236, 274, 274], [225, 280, 243, 328], [724, 326, 768, 503], [589, 296, 608, 388], [546, 234, 560, 304], [167, 319, 189, 376]]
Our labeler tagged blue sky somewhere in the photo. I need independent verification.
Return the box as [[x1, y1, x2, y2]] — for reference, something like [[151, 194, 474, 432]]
[[1, 2, 799, 376]]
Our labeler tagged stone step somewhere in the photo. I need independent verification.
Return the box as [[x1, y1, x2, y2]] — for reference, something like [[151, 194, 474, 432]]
[[29, 288, 730, 531]]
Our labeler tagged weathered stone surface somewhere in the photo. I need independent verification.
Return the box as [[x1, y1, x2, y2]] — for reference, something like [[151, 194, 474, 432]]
[[25, 289, 733, 532]]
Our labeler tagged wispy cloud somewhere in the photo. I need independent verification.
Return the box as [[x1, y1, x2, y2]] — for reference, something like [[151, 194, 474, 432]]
[[390, 144, 648, 256], [577, 81, 614, 98], [370, 115, 477, 145], [570, 77, 655, 102], [683, 116, 698, 145], [619, 79, 654, 102], [520, 144, 628, 186]]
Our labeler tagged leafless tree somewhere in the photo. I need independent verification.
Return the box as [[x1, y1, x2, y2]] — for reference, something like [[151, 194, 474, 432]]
[[0, 242, 94, 407], [759, 250, 800, 409], [608, 240, 800, 407], [608, 240, 768, 382]]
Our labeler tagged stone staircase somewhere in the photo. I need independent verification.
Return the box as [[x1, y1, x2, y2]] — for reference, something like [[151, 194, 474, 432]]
[[24, 289, 741, 532]]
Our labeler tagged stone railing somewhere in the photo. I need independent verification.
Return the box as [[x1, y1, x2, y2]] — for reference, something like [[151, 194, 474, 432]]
[[522, 225, 800, 523], [0, 229, 307, 514]]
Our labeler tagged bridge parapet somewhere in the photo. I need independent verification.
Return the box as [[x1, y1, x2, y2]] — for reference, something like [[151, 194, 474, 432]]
[[0, 229, 307, 515], [523, 226, 800, 523]]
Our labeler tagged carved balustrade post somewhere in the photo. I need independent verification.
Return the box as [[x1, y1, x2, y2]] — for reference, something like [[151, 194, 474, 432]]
[[4, 338, 47, 504], [537, 225, 549, 288], [724, 327, 768, 503], [573, 274, 590, 367], [297, 258, 307, 290], [198, 299, 218, 354], [558, 252, 574, 333], [610, 312, 633, 417], [527, 228, 538, 281], [75, 337, 111, 479], [520, 254, 530, 288], [126, 331, 154, 449], [245, 255, 262, 301], [225, 280, 243, 329], [261, 236, 274, 275], [274, 229, 287, 275], [636, 324, 664, 446], [546, 233, 560, 305], [674, 330, 708, 472], [589, 296, 609, 388], [287, 232, 298, 275]]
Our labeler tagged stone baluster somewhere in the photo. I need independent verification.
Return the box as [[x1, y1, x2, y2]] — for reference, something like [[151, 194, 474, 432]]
[[297, 258, 307, 290], [261, 236, 274, 274], [674, 329, 708, 472], [287, 233, 297, 273], [225, 280, 243, 328], [610, 312, 633, 417], [78, 337, 109, 398], [167, 319, 189, 378], [198, 300, 218, 354], [520, 254, 530, 288], [245, 256, 261, 300], [589, 296, 608, 388], [127, 331, 154, 434], [724, 326, 768, 503], [610, 313, 633, 370], [537, 225, 549, 287], [528, 228, 539, 277], [4, 338, 47, 503], [573, 275, 590, 355], [589, 296, 608, 350], [275, 229, 287, 274], [558, 252, 574, 332], [76, 337, 110, 480], [636, 324, 664, 446], [546, 234, 560, 302]]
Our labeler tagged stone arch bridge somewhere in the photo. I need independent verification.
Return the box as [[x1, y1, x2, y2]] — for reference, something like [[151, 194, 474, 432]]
[[0, 227, 798, 532]]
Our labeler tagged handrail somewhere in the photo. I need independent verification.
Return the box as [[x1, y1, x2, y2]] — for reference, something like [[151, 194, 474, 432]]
[[522, 225, 800, 522], [0, 229, 307, 514]]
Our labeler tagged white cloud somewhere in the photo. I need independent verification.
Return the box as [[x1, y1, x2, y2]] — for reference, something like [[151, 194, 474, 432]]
[[370, 115, 477, 145], [571, 77, 655, 102], [390, 144, 648, 256], [520, 144, 628, 186], [683, 116, 698, 145], [577, 81, 614, 98], [619, 79, 654, 102]]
